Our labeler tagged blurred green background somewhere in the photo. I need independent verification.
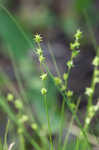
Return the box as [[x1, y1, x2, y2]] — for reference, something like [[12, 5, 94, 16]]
[[0, 0, 99, 137]]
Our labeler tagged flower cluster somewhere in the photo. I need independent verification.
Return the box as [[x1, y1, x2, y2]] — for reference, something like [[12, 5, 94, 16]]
[[84, 54, 99, 131], [7, 93, 14, 102], [54, 76, 67, 92], [85, 87, 93, 96], [70, 29, 82, 51], [67, 30, 82, 70], [54, 77, 62, 86], [67, 90, 73, 97], [31, 123, 38, 130], [7, 93, 38, 134], [34, 31, 83, 98], [92, 56, 99, 66], [34, 34, 42, 43], [85, 102, 99, 128], [94, 69, 99, 84], [63, 73, 68, 81], [41, 88, 47, 95], [40, 73, 47, 81], [74, 29, 82, 41], [93, 56, 99, 84], [7, 93, 23, 110], [18, 115, 28, 123], [14, 99, 23, 109], [34, 34, 48, 96], [85, 56, 99, 97], [34, 34, 45, 64]]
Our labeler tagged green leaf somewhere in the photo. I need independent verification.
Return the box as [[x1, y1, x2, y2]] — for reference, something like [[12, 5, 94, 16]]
[[0, 5, 33, 60]]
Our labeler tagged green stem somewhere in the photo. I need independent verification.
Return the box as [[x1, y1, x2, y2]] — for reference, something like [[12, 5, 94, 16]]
[[47, 43, 61, 78], [75, 138, 80, 150], [58, 99, 65, 150], [0, 95, 42, 150], [3, 119, 9, 150], [88, 67, 97, 108], [62, 97, 81, 150], [44, 95, 53, 150], [43, 63, 91, 147], [84, 67, 97, 131]]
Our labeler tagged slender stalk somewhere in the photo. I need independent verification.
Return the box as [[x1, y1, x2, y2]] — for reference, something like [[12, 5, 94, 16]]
[[83, 10, 97, 52], [8, 49, 28, 103], [47, 43, 66, 150], [75, 138, 80, 150], [19, 134, 25, 150], [58, 99, 65, 150], [88, 67, 96, 108], [43, 62, 90, 147], [44, 95, 53, 150], [0, 96, 42, 150], [62, 97, 81, 150], [47, 43, 61, 78], [3, 119, 10, 150]]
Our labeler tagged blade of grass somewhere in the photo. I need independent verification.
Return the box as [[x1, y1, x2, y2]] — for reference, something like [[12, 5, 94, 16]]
[[0, 95, 43, 150], [47, 43, 61, 78], [8, 49, 49, 150], [0, 4, 34, 56], [43, 62, 91, 148], [62, 97, 81, 150], [0, 138, 3, 150], [3, 119, 10, 150]]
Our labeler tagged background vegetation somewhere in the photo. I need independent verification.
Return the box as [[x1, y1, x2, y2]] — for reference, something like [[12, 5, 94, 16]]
[[0, 0, 99, 150]]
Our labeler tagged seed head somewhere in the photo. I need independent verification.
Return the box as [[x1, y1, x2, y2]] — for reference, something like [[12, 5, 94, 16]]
[[7, 93, 14, 102], [19, 115, 28, 123], [85, 88, 93, 96], [34, 34, 42, 43], [39, 55, 45, 63], [85, 117, 91, 125], [74, 29, 82, 40], [14, 99, 23, 109], [54, 77, 62, 85], [63, 73, 68, 80], [31, 123, 38, 130], [36, 48, 42, 56], [61, 85, 66, 91], [67, 60, 74, 69], [67, 90, 73, 97], [41, 88, 47, 95], [40, 73, 47, 81], [92, 56, 99, 66]]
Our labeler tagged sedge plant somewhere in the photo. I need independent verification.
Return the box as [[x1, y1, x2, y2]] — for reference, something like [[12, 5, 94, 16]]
[[0, 28, 99, 150], [33, 30, 99, 150]]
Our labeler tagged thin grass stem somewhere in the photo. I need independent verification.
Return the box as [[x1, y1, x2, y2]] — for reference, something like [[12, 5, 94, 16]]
[[44, 95, 53, 150]]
